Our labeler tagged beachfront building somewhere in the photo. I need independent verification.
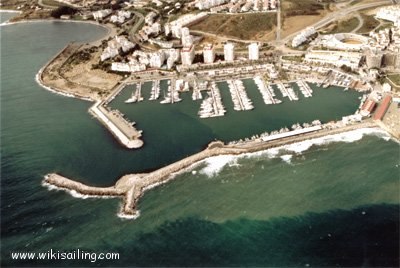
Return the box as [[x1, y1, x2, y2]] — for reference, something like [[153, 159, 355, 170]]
[[192, 0, 277, 12], [92, 9, 112, 20], [369, 28, 391, 50], [181, 27, 194, 47], [194, 0, 229, 10], [181, 45, 195, 65], [376, 6, 400, 26], [101, 36, 135, 61], [163, 49, 181, 69], [110, 10, 131, 24], [145, 11, 157, 25], [248, 43, 259, 60], [149, 51, 166, 68], [224, 43, 235, 62], [292, 27, 316, 48], [111, 61, 146, 73], [365, 48, 383, 69], [304, 50, 363, 70], [164, 12, 208, 38], [203, 43, 215, 64]]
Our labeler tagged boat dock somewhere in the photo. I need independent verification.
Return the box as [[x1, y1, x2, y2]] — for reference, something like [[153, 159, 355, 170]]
[[296, 80, 313, 98], [149, 80, 160, 100], [192, 80, 204, 101], [125, 82, 143, 104], [160, 79, 182, 104], [198, 81, 226, 118], [227, 79, 254, 111], [276, 82, 298, 101], [254, 76, 281, 105]]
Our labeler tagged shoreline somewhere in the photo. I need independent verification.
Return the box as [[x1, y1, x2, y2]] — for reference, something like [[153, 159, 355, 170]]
[[0, 9, 22, 13], [0, 18, 115, 44], [43, 121, 392, 219]]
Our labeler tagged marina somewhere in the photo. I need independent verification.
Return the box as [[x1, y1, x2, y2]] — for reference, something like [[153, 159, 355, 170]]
[[125, 82, 143, 103], [149, 80, 161, 100], [253, 76, 281, 105], [198, 81, 226, 118], [296, 80, 313, 98], [227, 79, 254, 111], [160, 79, 182, 104], [276, 82, 299, 101]]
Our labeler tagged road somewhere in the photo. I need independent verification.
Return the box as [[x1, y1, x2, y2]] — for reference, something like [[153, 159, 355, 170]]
[[190, 29, 266, 44], [351, 12, 364, 33], [37, 0, 58, 9], [276, 4, 281, 41], [280, 0, 392, 43], [127, 11, 144, 42]]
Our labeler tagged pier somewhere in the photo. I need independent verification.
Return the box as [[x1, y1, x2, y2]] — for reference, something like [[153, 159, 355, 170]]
[[43, 120, 379, 219], [149, 80, 160, 100], [296, 80, 313, 98], [254, 76, 281, 105], [227, 79, 254, 111], [198, 82, 226, 118], [89, 101, 143, 149]]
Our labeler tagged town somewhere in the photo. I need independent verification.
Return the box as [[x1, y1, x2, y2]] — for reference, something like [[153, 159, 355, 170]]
[[4, 0, 399, 148]]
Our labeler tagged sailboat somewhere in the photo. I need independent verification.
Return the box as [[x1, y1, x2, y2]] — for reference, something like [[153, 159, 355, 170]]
[[125, 90, 137, 103]]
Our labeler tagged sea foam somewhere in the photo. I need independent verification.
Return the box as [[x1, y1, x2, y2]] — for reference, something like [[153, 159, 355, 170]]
[[198, 128, 392, 177]]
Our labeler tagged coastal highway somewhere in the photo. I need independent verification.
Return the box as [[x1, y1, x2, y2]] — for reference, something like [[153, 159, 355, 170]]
[[280, 0, 392, 44]]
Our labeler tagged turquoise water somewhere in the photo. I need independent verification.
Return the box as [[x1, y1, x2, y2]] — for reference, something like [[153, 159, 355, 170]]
[[1, 19, 399, 267]]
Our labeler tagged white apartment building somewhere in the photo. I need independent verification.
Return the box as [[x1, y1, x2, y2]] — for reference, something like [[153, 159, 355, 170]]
[[248, 43, 259, 60], [305, 50, 362, 70], [165, 12, 207, 38], [203, 43, 215, 64], [101, 36, 135, 61], [149, 51, 166, 68], [181, 45, 195, 65], [376, 6, 400, 25], [92, 9, 112, 20], [292, 27, 315, 48], [145, 11, 157, 24], [195, 0, 229, 10], [224, 42, 235, 62]]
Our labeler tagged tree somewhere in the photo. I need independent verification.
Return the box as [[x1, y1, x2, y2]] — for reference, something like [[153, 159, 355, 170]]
[[50, 6, 77, 18]]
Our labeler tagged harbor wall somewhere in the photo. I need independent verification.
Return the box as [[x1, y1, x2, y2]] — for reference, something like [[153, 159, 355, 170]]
[[43, 120, 379, 218]]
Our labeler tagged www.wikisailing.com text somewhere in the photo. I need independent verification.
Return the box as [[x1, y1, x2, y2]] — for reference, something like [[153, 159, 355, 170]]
[[11, 249, 120, 263]]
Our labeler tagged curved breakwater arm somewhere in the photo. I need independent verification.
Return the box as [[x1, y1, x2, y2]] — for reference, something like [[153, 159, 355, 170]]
[[43, 121, 382, 219]]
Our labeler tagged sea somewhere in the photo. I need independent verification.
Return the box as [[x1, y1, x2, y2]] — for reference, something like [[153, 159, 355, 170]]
[[1, 14, 399, 267]]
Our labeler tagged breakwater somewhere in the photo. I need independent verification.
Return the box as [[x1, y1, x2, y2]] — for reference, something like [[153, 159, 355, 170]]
[[43, 120, 380, 219], [89, 101, 144, 149], [36, 43, 144, 149]]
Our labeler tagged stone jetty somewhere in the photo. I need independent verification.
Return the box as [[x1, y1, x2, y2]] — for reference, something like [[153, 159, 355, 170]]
[[43, 120, 380, 218]]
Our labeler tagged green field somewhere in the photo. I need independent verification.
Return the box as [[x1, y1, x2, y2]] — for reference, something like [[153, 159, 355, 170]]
[[387, 74, 400, 86], [322, 17, 360, 34], [357, 14, 380, 33]]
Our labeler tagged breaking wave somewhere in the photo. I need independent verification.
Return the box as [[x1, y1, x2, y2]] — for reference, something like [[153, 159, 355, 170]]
[[198, 128, 392, 177], [42, 181, 116, 200]]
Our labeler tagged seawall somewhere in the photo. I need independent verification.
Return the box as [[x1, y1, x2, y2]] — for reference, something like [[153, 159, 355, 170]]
[[43, 120, 380, 218]]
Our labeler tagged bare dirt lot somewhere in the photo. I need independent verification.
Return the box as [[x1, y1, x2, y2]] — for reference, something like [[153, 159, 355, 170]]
[[41, 44, 122, 100], [191, 13, 277, 41]]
